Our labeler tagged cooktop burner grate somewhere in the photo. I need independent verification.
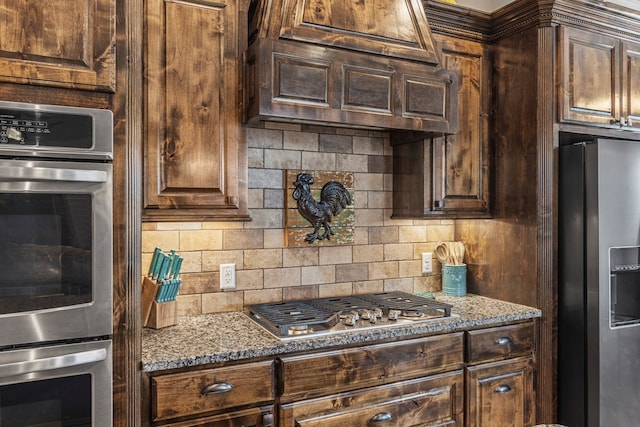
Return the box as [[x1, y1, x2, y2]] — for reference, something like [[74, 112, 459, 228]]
[[246, 292, 453, 339]]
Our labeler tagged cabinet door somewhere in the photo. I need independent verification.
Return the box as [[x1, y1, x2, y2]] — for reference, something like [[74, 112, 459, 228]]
[[144, 0, 249, 221], [0, 0, 116, 92], [391, 36, 489, 219], [466, 357, 535, 427], [622, 40, 640, 129], [559, 26, 620, 127]]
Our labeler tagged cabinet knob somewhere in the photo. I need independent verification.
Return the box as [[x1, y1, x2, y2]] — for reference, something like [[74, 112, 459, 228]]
[[370, 411, 394, 422], [201, 381, 233, 395], [494, 384, 512, 394]]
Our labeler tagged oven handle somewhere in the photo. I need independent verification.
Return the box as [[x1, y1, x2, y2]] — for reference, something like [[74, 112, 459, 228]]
[[0, 165, 108, 183], [0, 348, 107, 378]]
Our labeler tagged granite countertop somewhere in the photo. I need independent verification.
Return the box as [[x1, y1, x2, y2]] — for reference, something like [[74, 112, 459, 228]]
[[142, 293, 542, 372]]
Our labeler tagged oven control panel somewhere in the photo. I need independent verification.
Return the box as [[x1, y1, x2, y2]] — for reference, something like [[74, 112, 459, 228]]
[[0, 100, 112, 160]]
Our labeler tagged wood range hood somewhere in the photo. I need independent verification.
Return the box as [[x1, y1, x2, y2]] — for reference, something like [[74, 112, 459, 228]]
[[243, 0, 459, 133]]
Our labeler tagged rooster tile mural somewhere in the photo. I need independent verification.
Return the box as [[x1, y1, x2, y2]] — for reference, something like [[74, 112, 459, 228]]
[[286, 170, 354, 246]]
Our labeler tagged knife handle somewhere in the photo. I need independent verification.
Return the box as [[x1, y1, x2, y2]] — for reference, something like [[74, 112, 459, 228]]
[[148, 247, 162, 277]]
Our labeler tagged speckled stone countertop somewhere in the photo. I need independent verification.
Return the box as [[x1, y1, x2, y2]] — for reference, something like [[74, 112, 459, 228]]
[[142, 293, 541, 372]]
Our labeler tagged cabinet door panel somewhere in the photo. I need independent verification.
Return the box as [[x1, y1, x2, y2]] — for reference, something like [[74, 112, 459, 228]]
[[0, 0, 115, 91], [144, 0, 249, 221], [622, 40, 640, 129], [559, 26, 619, 126], [466, 357, 534, 427], [433, 36, 489, 216]]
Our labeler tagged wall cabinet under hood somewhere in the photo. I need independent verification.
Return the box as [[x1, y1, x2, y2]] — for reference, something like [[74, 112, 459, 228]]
[[243, 0, 459, 134], [392, 36, 491, 219]]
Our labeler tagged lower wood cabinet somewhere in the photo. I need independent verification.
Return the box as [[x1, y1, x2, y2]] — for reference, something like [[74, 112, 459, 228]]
[[143, 321, 536, 426], [464, 322, 535, 427], [148, 360, 275, 425], [466, 357, 534, 427], [280, 371, 464, 427]]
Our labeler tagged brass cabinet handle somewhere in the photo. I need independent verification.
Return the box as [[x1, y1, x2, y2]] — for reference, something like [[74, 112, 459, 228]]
[[495, 384, 512, 394], [370, 411, 394, 422], [495, 336, 512, 346], [201, 381, 233, 395]]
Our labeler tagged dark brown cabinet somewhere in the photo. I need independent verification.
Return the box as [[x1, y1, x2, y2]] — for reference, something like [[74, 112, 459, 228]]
[[465, 323, 535, 427], [143, 321, 536, 426], [559, 26, 640, 130], [392, 36, 490, 218], [0, 0, 116, 92], [143, 0, 249, 221], [466, 357, 534, 427], [148, 360, 275, 426], [278, 334, 465, 427]]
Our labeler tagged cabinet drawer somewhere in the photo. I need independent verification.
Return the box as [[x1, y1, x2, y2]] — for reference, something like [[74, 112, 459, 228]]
[[151, 360, 275, 422], [279, 333, 464, 401], [155, 405, 275, 427], [280, 370, 464, 427], [466, 322, 534, 363]]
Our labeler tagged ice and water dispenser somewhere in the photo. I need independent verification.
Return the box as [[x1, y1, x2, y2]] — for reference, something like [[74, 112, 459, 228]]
[[610, 246, 640, 328]]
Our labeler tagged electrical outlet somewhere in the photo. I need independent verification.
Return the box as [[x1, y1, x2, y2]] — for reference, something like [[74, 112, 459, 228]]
[[422, 252, 433, 274], [220, 263, 236, 289]]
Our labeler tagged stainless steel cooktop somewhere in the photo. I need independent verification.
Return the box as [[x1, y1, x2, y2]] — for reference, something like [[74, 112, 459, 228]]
[[246, 291, 453, 340]]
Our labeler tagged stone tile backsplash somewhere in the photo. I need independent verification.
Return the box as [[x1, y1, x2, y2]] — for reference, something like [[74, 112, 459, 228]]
[[142, 122, 452, 316]]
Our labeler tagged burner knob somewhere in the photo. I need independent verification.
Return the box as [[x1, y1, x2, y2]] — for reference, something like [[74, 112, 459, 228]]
[[360, 309, 372, 320], [344, 312, 358, 326], [373, 307, 384, 318], [388, 309, 401, 321]]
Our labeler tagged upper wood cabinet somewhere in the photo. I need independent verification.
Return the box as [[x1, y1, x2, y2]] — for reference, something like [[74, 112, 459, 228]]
[[0, 0, 116, 92], [392, 36, 490, 218], [559, 26, 640, 130], [144, 0, 249, 221]]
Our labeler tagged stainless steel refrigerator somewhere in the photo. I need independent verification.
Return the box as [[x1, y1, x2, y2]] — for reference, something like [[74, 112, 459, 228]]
[[559, 139, 640, 427]]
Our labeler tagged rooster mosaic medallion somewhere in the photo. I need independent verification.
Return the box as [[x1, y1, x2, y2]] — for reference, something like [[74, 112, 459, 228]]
[[286, 170, 354, 246]]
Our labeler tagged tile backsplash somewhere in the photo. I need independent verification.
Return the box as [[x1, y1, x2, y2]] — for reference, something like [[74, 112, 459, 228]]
[[142, 122, 452, 316]]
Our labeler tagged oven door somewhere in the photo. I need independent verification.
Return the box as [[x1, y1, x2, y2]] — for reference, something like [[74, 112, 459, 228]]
[[0, 159, 112, 347], [0, 339, 112, 427]]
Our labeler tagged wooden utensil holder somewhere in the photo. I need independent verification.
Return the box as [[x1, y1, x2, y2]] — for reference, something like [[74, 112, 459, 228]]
[[141, 276, 177, 329]]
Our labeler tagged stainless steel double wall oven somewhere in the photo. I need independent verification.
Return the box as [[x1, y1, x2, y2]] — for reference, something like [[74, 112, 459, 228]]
[[0, 101, 113, 426]]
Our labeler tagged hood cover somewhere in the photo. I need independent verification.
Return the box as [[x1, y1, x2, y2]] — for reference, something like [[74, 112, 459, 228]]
[[244, 0, 458, 133]]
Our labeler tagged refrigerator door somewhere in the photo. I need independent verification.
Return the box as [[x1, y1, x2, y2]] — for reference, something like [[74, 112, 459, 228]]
[[559, 139, 640, 427]]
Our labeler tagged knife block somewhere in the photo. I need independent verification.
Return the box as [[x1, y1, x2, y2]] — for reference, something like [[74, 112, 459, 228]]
[[146, 300, 177, 329], [141, 276, 177, 329]]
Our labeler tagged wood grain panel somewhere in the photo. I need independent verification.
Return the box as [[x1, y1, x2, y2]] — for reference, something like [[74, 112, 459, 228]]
[[559, 26, 619, 126], [466, 322, 535, 363], [0, 0, 116, 91], [144, 0, 249, 220], [466, 357, 535, 427], [151, 360, 275, 422], [279, 0, 439, 64], [622, 40, 640, 129], [279, 333, 464, 402], [280, 372, 464, 427]]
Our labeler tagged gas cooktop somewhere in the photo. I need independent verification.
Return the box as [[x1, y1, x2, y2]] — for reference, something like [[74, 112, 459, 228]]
[[246, 291, 454, 340]]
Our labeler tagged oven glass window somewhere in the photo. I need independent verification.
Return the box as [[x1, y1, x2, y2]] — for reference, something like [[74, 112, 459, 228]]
[[0, 193, 92, 314], [0, 375, 92, 426]]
